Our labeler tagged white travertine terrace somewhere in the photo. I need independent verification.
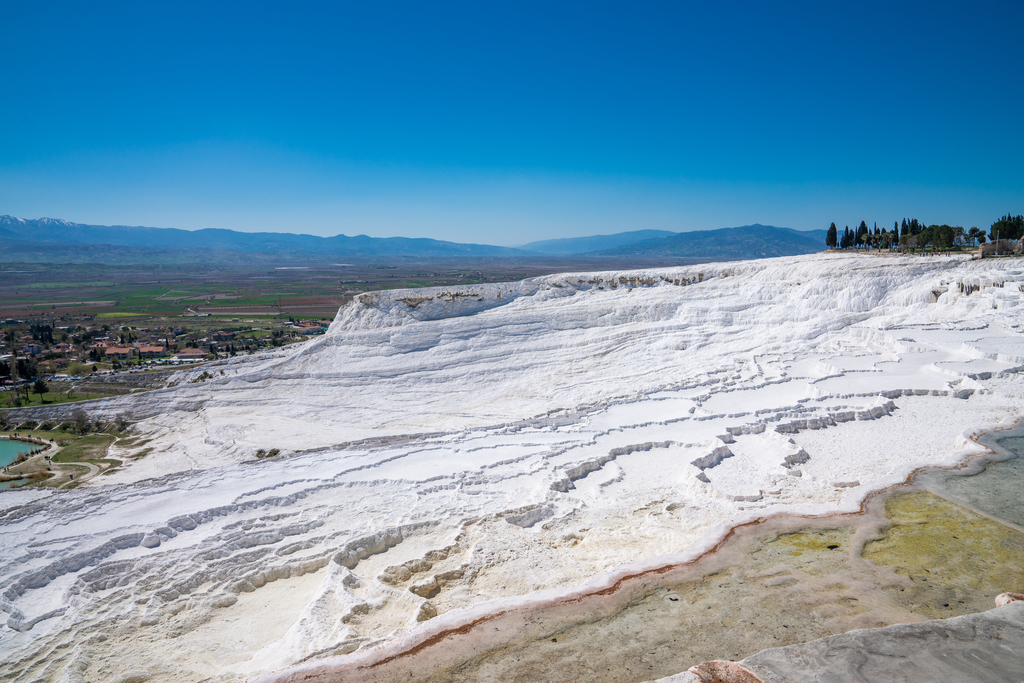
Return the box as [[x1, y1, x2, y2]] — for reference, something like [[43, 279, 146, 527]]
[[0, 253, 1022, 683]]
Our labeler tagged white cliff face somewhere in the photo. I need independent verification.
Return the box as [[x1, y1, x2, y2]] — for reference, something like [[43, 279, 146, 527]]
[[1, 253, 1023, 683], [89, 253, 1024, 476]]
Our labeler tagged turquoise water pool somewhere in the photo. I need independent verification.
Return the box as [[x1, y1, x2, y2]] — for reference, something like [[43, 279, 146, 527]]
[[0, 438, 35, 469], [0, 438, 39, 490]]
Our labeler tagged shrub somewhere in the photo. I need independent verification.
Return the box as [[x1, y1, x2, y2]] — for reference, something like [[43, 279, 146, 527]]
[[71, 409, 90, 434]]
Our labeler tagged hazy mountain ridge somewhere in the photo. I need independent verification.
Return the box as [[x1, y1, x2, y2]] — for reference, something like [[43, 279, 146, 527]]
[[522, 225, 826, 257], [0, 239, 310, 265], [0, 215, 828, 263], [519, 229, 678, 255], [599, 224, 825, 258], [0, 215, 525, 258]]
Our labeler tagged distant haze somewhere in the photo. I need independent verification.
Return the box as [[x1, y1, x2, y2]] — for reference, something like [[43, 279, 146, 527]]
[[0, 215, 827, 264], [519, 230, 678, 255]]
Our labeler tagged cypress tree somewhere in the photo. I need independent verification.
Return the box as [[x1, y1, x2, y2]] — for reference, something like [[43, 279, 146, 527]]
[[826, 222, 838, 249], [857, 221, 869, 248]]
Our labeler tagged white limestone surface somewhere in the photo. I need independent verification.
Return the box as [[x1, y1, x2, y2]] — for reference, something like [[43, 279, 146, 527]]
[[0, 253, 1022, 683]]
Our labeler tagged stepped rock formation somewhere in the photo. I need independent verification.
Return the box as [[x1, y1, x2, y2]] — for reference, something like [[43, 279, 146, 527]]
[[1, 253, 1023, 682]]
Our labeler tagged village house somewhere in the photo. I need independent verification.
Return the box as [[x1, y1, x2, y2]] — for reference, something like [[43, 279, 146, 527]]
[[138, 346, 167, 359], [174, 347, 209, 361], [105, 347, 133, 360]]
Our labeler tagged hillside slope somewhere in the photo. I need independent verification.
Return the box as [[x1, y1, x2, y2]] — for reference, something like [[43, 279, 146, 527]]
[[1, 253, 1022, 683], [601, 224, 824, 258]]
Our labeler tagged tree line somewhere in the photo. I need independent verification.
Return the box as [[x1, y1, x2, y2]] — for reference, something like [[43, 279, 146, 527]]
[[825, 213, 1022, 251], [30, 324, 55, 345], [991, 213, 1024, 242]]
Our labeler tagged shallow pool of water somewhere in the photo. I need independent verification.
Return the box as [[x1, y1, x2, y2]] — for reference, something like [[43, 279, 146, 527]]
[[0, 438, 35, 468], [916, 434, 1024, 529], [327, 429, 1024, 683]]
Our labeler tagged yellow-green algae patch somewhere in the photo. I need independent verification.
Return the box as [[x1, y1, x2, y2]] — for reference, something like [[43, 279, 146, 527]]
[[763, 528, 848, 558], [863, 490, 1024, 619], [425, 524, 925, 683], [419, 492, 1024, 683]]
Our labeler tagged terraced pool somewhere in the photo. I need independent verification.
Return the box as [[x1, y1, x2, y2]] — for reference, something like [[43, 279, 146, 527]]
[[311, 428, 1024, 683]]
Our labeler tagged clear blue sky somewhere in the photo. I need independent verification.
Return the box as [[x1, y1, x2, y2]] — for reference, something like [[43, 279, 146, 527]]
[[2, 1, 1022, 244]]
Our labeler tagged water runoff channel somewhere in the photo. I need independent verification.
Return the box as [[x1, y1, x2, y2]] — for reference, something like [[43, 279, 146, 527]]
[[296, 426, 1024, 683]]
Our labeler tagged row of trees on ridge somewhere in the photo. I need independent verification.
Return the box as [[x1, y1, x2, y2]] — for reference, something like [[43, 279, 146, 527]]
[[825, 213, 1023, 251]]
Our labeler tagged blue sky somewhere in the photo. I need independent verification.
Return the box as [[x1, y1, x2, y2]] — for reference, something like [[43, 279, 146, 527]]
[[2, 1, 1022, 244]]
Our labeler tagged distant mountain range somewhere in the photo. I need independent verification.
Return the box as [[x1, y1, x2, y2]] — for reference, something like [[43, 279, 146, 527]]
[[597, 225, 828, 258], [0, 215, 827, 264], [521, 225, 825, 258], [0, 216, 522, 261], [519, 230, 678, 255]]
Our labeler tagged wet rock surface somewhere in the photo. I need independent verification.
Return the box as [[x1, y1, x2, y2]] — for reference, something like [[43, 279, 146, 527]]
[[740, 601, 1024, 683]]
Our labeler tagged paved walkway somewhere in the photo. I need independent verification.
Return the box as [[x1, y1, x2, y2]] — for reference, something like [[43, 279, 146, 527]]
[[55, 460, 101, 488]]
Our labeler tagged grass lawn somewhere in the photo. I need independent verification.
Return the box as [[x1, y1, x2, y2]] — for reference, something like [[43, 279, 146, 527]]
[[116, 435, 153, 448], [4, 389, 121, 408], [52, 434, 116, 463]]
